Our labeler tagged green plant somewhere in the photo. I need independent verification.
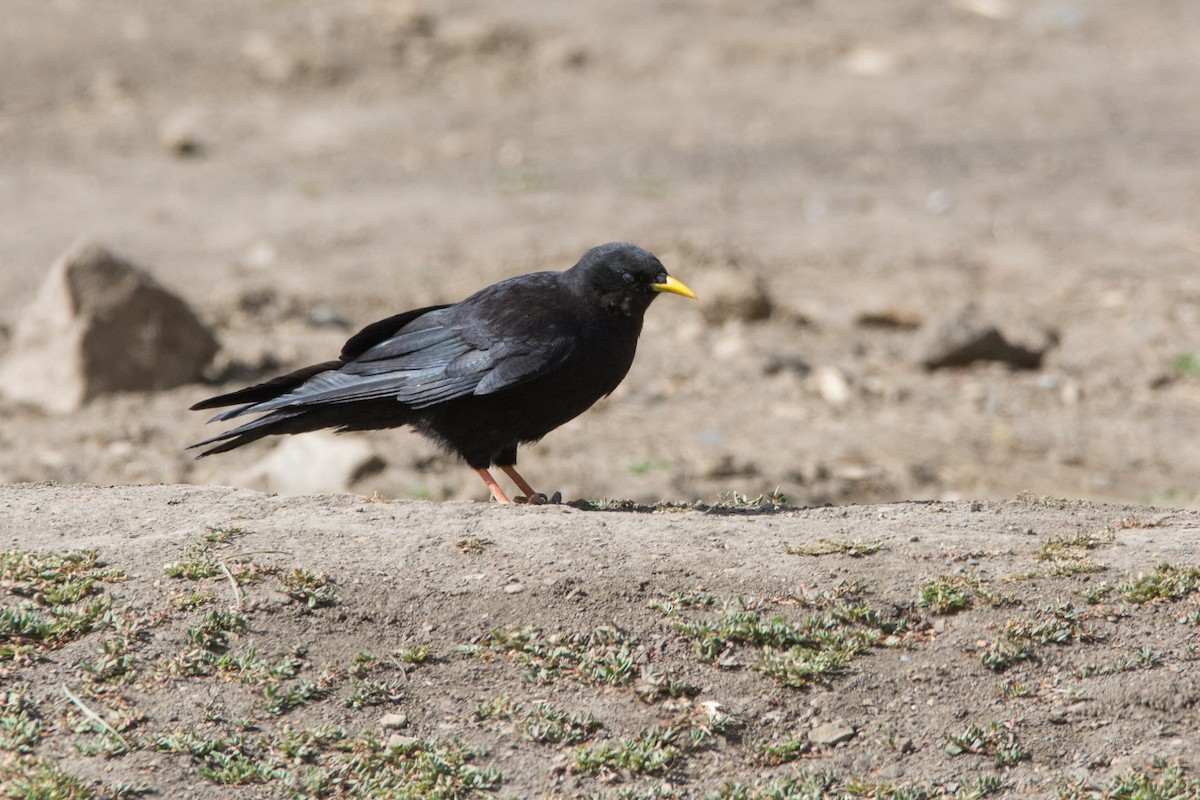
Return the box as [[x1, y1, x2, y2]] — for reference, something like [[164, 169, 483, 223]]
[[714, 489, 789, 509], [785, 539, 884, 558], [1171, 352, 1200, 375], [344, 679, 406, 709], [394, 644, 432, 664], [456, 536, 494, 554], [280, 569, 337, 609], [0, 689, 42, 753], [575, 727, 682, 776], [1074, 647, 1162, 678], [648, 591, 716, 616], [163, 558, 222, 579], [981, 604, 1096, 672], [81, 637, 136, 684], [1119, 563, 1200, 603], [918, 574, 977, 615], [485, 624, 643, 686], [756, 734, 810, 765], [263, 678, 329, 716], [1079, 583, 1111, 605], [1057, 758, 1200, 799], [475, 696, 603, 746], [946, 720, 1029, 768], [186, 609, 247, 650]]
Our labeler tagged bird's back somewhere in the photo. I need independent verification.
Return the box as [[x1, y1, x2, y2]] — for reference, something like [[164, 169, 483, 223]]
[[411, 270, 645, 466]]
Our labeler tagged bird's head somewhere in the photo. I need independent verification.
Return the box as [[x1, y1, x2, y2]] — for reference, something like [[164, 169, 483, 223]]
[[572, 242, 697, 318]]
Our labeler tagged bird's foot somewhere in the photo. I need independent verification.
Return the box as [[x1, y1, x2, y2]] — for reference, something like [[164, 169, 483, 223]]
[[513, 492, 551, 505]]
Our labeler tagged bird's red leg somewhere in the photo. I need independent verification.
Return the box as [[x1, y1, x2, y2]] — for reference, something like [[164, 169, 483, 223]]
[[474, 468, 511, 503], [500, 466, 543, 503]]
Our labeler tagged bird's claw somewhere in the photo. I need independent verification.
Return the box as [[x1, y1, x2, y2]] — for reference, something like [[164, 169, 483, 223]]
[[514, 492, 551, 505]]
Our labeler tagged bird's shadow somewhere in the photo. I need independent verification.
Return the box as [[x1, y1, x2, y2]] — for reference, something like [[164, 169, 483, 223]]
[[557, 498, 821, 516]]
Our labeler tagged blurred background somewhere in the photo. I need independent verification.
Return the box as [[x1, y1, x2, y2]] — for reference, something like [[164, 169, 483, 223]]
[[1, 0, 1198, 506]]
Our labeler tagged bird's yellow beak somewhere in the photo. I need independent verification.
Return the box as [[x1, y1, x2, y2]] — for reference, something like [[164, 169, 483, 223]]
[[652, 275, 698, 300]]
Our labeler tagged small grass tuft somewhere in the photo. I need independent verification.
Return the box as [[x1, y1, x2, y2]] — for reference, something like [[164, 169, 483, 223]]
[[344, 678, 406, 709], [1074, 647, 1163, 678], [575, 727, 682, 776], [279, 569, 337, 609], [998, 680, 1032, 699], [1171, 352, 1200, 376], [203, 525, 250, 547], [349, 651, 379, 678], [163, 558, 222, 579], [1058, 759, 1200, 799], [713, 771, 1006, 800], [785, 539, 884, 558], [475, 695, 603, 745], [1078, 582, 1111, 605], [0, 689, 43, 753], [713, 489, 789, 509], [1, 550, 123, 662], [1034, 531, 1112, 562], [394, 644, 432, 665], [0, 549, 124, 600], [0, 756, 95, 799], [80, 637, 137, 684], [186, 609, 247, 651], [263, 678, 330, 717], [918, 574, 978, 615], [456, 536, 495, 554], [485, 624, 642, 686], [1118, 562, 1200, 604], [648, 590, 716, 616], [946, 720, 1030, 768], [670, 597, 904, 689], [981, 604, 1096, 672], [756, 734, 811, 765]]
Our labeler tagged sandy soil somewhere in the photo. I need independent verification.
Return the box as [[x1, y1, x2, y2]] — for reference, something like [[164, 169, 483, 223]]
[[4, 484, 1200, 798], [2, 0, 1200, 505], [3, 1, 1200, 796]]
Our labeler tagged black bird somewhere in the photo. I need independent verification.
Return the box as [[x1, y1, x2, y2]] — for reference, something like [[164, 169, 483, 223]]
[[190, 242, 696, 503]]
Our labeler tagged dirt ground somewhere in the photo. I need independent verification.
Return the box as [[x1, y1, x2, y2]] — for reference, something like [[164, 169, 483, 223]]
[[3, 0, 1200, 796], [4, 485, 1200, 798]]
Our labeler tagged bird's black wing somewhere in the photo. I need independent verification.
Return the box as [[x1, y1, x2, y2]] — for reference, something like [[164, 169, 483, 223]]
[[210, 273, 580, 418], [347, 273, 581, 406], [338, 304, 451, 361]]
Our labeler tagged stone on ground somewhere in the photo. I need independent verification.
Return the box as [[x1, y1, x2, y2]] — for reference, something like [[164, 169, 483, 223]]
[[914, 304, 1054, 370], [696, 265, 773, 325], [809, 718, 856, 745], [235, 431, 386, 494], [0, 242, 218, 412]]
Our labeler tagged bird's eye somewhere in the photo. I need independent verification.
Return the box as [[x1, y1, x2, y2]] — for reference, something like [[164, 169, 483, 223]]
[[622, 271, 636, 285]]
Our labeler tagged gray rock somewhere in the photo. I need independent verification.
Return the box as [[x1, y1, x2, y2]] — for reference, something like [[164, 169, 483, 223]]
[[386, 734, 420, 749], [237, 431, 386, 493], [160, 109, 205, 157], [379, 712, 409, 730], [914, 305, 1053, 370], [809, 718, 856, 745], [763, 353, 811, 378], [697, 266, 773, 325], [701, 453, 759, 480], [0, 242, 218, 412], [812, 365, 852, 405]]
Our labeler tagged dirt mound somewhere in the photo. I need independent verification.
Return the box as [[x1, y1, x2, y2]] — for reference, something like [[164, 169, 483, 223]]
[[4, 483, 1199, 797]]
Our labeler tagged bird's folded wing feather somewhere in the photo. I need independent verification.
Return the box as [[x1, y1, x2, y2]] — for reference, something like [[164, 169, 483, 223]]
[[225, 298, 578, 415]]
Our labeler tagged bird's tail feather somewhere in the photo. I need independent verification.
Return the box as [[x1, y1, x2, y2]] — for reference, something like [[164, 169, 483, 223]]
[[189, 398, 419, 458], [190, 360, 353, 457], [190, 361, 342, 414], [188, 408, 310, 457]]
